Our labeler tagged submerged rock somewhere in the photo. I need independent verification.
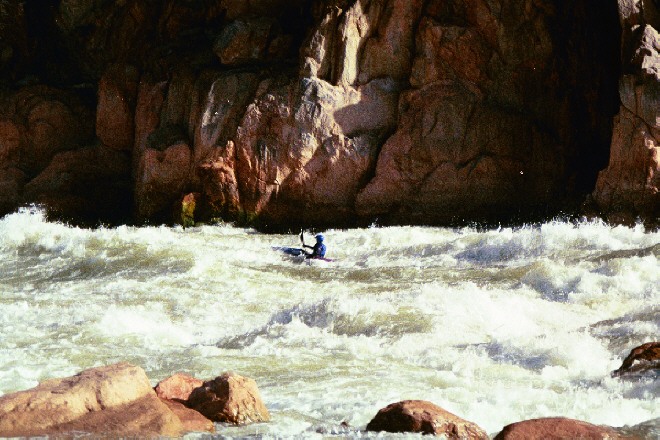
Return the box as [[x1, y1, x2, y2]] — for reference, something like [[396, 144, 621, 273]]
[[614, 417, 660, 439], [366, 400, 488, 439], [494, 417, 621, 440], [612, 342, 660, 377]]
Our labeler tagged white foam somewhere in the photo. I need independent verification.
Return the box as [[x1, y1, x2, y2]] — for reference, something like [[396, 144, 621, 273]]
[[0, 209, 658, 435]]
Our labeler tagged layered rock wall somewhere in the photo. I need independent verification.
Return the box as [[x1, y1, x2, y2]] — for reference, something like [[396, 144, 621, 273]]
[[0, 0, 655, 229]]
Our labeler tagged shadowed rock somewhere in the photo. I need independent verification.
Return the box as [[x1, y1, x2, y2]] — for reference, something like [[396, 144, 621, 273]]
[[22, 144, 132, 224], [590, 4, 660, 225], [612, 342, 660, 377], [96, 64, 140, 152], [187, 372, 271, 425], [366, 400, 488, 439], [161, 398, 215, 434]]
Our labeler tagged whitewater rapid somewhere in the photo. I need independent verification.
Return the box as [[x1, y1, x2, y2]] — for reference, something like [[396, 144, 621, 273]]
[[0, 207, 658, 437]]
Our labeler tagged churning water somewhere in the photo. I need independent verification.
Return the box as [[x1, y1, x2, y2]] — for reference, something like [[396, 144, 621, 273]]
[[0, 207, 658, 438]]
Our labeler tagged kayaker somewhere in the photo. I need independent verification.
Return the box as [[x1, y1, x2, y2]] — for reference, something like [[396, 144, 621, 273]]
[[302, 233, 326, 259]]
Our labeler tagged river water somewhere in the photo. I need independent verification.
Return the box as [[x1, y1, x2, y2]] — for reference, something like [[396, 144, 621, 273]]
[[0, 207, 658, 438]]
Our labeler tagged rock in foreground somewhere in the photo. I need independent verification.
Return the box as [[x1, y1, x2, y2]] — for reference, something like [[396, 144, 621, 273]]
[[0, 363, 185, 437], [494, 417, 621, 439], [154, 372, 205, 402], [366, 400, 488, 439], [161, 399, 216, 434], [187, 372, 271, 425]]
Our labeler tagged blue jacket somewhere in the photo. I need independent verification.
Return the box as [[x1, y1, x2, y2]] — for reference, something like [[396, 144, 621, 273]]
[[311, 242, 326, 258]]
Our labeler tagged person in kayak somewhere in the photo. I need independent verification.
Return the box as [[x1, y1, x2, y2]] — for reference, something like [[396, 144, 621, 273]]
[[302, 233, 326, 259]]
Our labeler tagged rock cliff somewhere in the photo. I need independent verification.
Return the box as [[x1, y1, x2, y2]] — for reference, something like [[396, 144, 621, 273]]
[[0, 0, 656, 229]]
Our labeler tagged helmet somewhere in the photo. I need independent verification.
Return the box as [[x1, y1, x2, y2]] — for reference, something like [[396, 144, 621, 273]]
[[315, 234, 324, 242]]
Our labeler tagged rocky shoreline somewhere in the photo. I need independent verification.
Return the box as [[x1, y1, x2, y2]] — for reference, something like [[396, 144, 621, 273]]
[[0, 1, 658, 231], [0, 343, 657, 438]]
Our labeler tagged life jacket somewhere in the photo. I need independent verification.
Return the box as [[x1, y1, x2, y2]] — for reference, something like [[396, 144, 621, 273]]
[[312, 242, 326, 258]]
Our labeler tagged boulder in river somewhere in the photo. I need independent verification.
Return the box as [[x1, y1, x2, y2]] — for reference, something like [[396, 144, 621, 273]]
[[154, 372, 205, 402], [187, 372, 271, 425], [612, 342, 660, 377], [0, 362, 187, 437], [493, 417, 622, 439], [365, 399, 488, 439]]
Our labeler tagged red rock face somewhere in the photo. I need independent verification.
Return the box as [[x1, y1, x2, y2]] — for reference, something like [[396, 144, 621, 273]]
[[96, 64, 140, 152], [356, 0, 621, 224], [2, 0, 654, 229], [22, 144, 131, 223], [590, 18, 660, 225], [198, 141, 242, 220]]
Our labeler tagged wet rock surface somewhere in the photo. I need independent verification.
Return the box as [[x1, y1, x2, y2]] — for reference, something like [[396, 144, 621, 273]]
[[612, 342, 660, 377]]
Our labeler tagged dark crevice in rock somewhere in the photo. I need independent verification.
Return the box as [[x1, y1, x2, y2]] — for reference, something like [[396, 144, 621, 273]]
[[546, 0, 622, 198], [23, 0, 80, 86]]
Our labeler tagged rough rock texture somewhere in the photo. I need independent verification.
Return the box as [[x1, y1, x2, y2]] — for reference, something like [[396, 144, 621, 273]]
[[355, 0, 620, 224], [0, 83, 126, 224], [590, 1, 660, 224], [0, 363, 185, 437], [135, 142, 192, 221], [230, 74, 398, 228], [154, 372, 205, 402], [161, 399, 216, 434], [611, 341, 660, 377], [0, 85, 94, 175], [494, 417, 622, 439], [0, 0, 656, 229], [187, 372, 271, 425], [51, 394, 185, 437], [366, 400, 489, 439], [96, 63, 140, 152]]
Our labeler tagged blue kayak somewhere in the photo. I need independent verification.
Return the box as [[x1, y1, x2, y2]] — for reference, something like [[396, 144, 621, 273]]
[[273, 246, 334, 262]]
